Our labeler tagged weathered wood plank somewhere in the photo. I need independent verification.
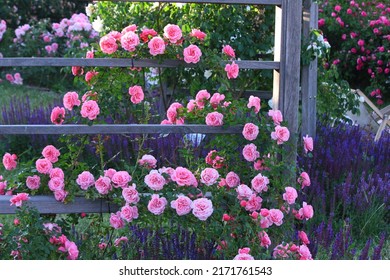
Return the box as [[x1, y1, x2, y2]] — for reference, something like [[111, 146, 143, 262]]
[[97, 0, 282, 5], [0, 58, 280, 70], [0, 196, 119, 214], [0, 124, 243, 135]]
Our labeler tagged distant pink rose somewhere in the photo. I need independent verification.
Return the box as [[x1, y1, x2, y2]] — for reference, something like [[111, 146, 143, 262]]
[[183, 44, 202, 64], [171, 195, 193, 216], [76, 171, 95, 190], [245, 194, 263, 212], [298, 172, 311, 188], [172, 167, 198, 187], [299, 231, 310, 245], [50, 168, 64, 179], [242, 123, 259, 141], [205, 112, 223, 126], [192, 198, 213, 221], [121, 24, 137, 34], [242, 143, 260, 162], [147, 194, 168, 215], [138, 154, 157, 169], [233, 248, 254, 260], [63, 91, 81, 111], [236, 184, 253, 200], [42, 145, 60, 163], [222, 45, 235, 58], [111, 171, 132, 188], [50, 106, 66, 125], [268, 109, 283, 125], [128, 85, 144, 104], [258, 231, 271, 248], [298, 244, 313, 260], [195, 89, 211, 108], [121, 31, 139, 52], [247, 95, 261, 113], [122, 184, 139, 204], [145, 170, 166, 191], [148, 36, 166, 56], [224, 61, 239, 79], [36, 158, 53, 174], [81, 100, 100, 120], [251, 173, 269, 193], [190, 29, 206, 40], [95, 176, 112, 195], [210, 92, 225, 109], [303, 135, 314, 153], [26, 175, 40, 190], [225, 171, 240, 188], [282, 186, 298, 204], [271, 125, 290, 144], [163, 24, 182, 43], [200, 168, 219, 186], [5, 74, 14, 83], [2, 153, 17, 170], [48, 177, 65, 192], [268, 209, 284, 226], [334, 5, 342, 12], [110, 211, 124, 229], [120, 205, 139, 222], [99, 34, 118, 54], [10, 193, 29, 207], [299, 202, 314, 220]]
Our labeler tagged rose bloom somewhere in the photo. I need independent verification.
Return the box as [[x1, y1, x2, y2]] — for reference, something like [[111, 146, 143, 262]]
[[192, 198, 213, 221], [104, 168, 117, 179], [242, 123, 259, 141], [54, 189, 68, 202], [271, 125, 290, 145], [163, 24, 182, 43], [0, 181, 5, 196], [10, 193, 29, 207], [225, 61, 239, 79], [50, 168, 65, 179], [76, 171, 95, 190], [247, 95, 261, 113], [110, 211, 124, 229], [50, 106, 66, 125], [251, 173, 270, 193], [71, 66, 83, 76], [190, 29, 206, 40], [195, 89, 211, 108], [120, 205, 139, 222], [128, 85, 144, 104], [2, 153, 17, 170], [183, 44, 202, 64], [48, 177, 65, 192], [140, 28, 158, 42], [282, 186, 298, 204], [81, 100, 100, 120], [233, 248, 254, 260], [258, 231, 271, 248], [138, 154, 157, 169], [171, 195, 193, 216], [63, 91, 81, 111], [205, 112, 224, 126], [303, 135, 314, 153], [147, 194, 168, 215], [222, 45, 236, 58], [148, 36, 166, 56], [245, 194, 263, 212], [187, 99, 196, 112], [122, 184, 139, 204], [85, 70, 98, 84], [299, 244, 313, 260], [210, 92, 225, 109], [200, 168, 219, 186], [145, 170, 166, 191], [298, 171, 311, 188], [299, 202, 314, 220], [268, 209, 284, 226], [166, 102, 184, 124], [242, 143, 260, 162], [42, 145, 60, 163], [114, 236, 129, 247], [95, 176, 112, 195], [299, 231, 310, 245], [112, 171, 132, 188], [225, 171, 240, 188], [86, 50, 94, 59], [205, 150, 225, 169], [60, 240, 79, 260], [172, 167, 198, 187], [236, 184, 253, 200], [26, 175, 40, 190], [36, 158, 53, 174], [121, 31, 139, 52], [99, 34, 118, 54], [268, 109, 283, 125]]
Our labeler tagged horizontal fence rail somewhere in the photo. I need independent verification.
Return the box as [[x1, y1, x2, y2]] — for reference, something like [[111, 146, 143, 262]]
[[0, 58, 280, 70], [99, 0, 283, 5], [0, 124, 244, 135], [0, 196, 119, 214]]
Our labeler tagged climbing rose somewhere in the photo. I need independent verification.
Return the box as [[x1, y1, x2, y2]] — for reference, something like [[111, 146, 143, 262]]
[[63, 91, 81, 111], [145, 170, 166, 191], [247, 95, 261, 113], [205, 112, 223, 126], [163, 24, 182, 43], [42, 145, 60, 163], [224, 61, 239, 79], [147, 194, 168, 215], [148, 36, 166, 56], [271, 125, 290, 144], [36, 158, 53, 174], [50, 106, 66, 125], [99, 34, 118, 54], [282, 187, 298, 204], [171, 195, 193, 216], [128, 85, 144, 104], [2, 153, 17, 170], [80, 100, 100, 120], [303, 135, 314, 153], [242, 143, 260, 162], [298, 172, 311, 188], [242, 123, 259, 141], [192, 198, 213, 221], [120, 31, 139, 52], [222, 45, 236, 57], [233, 248, 254, 260], [200, 168, 219, 186], [26, 175, 40, 190], [10, 193, 29, 207], [76, 171, 95, 190], [183, 44, 202, 64], [268, 109, 283, 125]]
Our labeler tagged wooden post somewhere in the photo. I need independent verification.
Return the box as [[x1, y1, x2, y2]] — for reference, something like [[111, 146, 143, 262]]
[[301, 0, 318, 138]]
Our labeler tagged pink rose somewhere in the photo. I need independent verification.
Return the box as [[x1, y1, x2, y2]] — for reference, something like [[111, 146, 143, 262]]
[[258, 231, 271, 248], [210, 92, 225, 109], [71, 66, 83, 76], [128, 85, 144, 104], [50, 106, 66, 125], [10, 193, 29, 207], [95, 176, 112, 195], [268, 109, 283, 125], [121, 24, 137, 34], [190, 29, 206, 40], [0, 181, 7, 195], [61, 240, 79, 260], [183, 44, 202, 64], [109, 211, 124, 229], [236, 184, 253, 200], [299, 231, 310, 245], [163, 24, 182, 43], [225, 171, 240, 188], [86, 51, 94, 59], [195, 89, 210, 108], [122, 184, 139, 204], [172, 167, 198, 187], [245, 194, 262, 212], [50, 168, 64, 179], [298, 244, 313, 260], [233, 248, 254, 260], [111, 171, 132, 188], [192, 198, 213, 221], [42, 145, 60, 163], [138, 154, 157, 169], [76, 171, 95, 190], [36, 158, 53, 174], [271, 125, 290, 145], [140, 28, 158, 42], [242, 143, 260, 162], [222, 45, 235, 58], [120, 205, 139, 222], [114, 236, 129, 247], [99, 34, 118, 54], [121, 31, 139, 52], [26, 175, 40, 190], [282, 186, 298, 204], [81, 100, 100, 120], [205, 150, 225, 169], [303, 135, 314, 153], [166, 102, 184, 124], [224, 61, 239, 79], [205, 112, 223, 126], [268, 209, 284, 226], [2, 153, 17, 170], [170, 195, 193, 216], [247, 95, 261, 113], [148, 36, 166, 56], [251, 173, 269, 193], [48, 177, 65, 192], [147, 194, 168, 215], [298, 202, 314, 220], [104, 168, 117, 179], [298, 172, 311, 188], [242, 123, 259, 141], [63, 91, 81, 111], [200, 168, 219, 186], [145, 170, 166, 191], [186, 99, 197, 112]]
